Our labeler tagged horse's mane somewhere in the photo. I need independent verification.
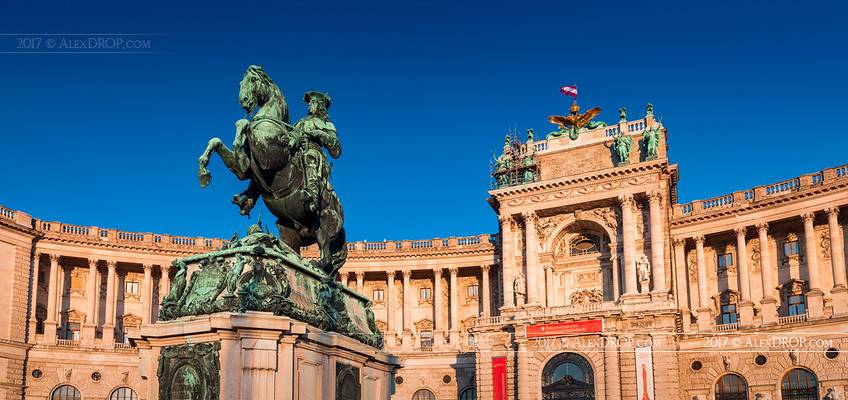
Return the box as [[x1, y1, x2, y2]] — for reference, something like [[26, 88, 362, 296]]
[[246, 66, 290, 124]]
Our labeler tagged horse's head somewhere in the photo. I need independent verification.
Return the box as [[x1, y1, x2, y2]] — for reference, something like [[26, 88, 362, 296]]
[[239, 65, 278, 114]]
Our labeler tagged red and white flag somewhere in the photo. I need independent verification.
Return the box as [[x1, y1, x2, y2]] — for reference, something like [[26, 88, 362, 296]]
[[560, 85, 578, 98]]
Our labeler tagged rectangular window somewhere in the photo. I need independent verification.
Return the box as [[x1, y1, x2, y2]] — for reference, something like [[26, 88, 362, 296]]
[[788, 295, 806, 316], [717, 253, 733, 268], [372, 289, 384, 301], [66, 322, 80, 341], [419, 330, 433, 351], [419, 287, 432, 300], [467, 284, 479, 299], [125, 281, 139, 295], [720, 304, 738, 324], [784, 240, 800, 256]]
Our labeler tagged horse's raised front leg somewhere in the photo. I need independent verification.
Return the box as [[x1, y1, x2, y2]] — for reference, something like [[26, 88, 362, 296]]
[[197, 138, 250, 188]]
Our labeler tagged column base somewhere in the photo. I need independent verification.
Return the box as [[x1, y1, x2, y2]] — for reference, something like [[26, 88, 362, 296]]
[[523, 302, 542, 310], [43, 320, 58, 344], [82, 324, 97, 347], [620, 292, 650, 304], [680, 308, 695, 333], [760, 298, 778, 325], [402, 330, 414, 351], [101, 324, 116, 349], [649, 290, 670, 302], [384, 331, 398, 349], [449, 330, 460, 348], [831, 286, 848, 317], [696, 308, 712, 332], [806, 289, 825, 319], [738, 301, 755, 327], [498, 305, 515, 314]]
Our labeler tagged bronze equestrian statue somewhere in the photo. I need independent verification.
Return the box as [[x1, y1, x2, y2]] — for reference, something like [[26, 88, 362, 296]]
[[197, 65, 347, 276]]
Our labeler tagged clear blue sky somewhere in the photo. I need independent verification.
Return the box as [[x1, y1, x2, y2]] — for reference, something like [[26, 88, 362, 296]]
[[1, 0, 846, 241]]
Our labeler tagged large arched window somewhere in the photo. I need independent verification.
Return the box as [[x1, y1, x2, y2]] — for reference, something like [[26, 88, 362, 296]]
[[542, 352, 595, 399], [715, 374, 748, 400], [412, 389, 436, 400], [110, 387, 139, 400], [51, 385, 81, 400], [781, 368, 819, 400], [459, 387, 476, 400]]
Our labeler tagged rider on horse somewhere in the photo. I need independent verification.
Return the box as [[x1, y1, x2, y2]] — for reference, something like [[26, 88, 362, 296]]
[[294, 91, 341, 212]]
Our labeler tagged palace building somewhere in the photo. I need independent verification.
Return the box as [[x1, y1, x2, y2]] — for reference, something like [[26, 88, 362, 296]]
[[2, 103, 848, 400]]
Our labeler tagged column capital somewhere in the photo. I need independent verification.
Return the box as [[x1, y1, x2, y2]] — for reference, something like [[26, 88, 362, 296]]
[[386, 270, 396, 279], [693, 235, 705, 245], [161, 264, 171, 274], [826, 206, 840, 218], [49, 254, 61, 263], [106, 260, 117, 269], [672, 238, 687, 249], [433, 268, 443, 278], [498, 213, 514, 225], [448, 266, 459, 276], [617, 193, 635, 207], [521, 211, 538, 223], [481, 264, 491, 273], [756, 222, 769, 233], [88, 258, 99, 268], [545, 265, 554, 272], [355, 271, 365, 279], [402, 270, 412, 279], [647, 190, 664, 204], [801, 212, 816, 223], [143, 264, 154, 272], [734, 226, 748, 236]]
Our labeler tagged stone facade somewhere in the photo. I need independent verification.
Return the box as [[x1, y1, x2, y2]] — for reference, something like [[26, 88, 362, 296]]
[[1, 103, 847, 399]]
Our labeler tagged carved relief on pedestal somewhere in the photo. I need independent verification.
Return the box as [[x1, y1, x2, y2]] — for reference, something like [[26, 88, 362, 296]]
[[820, 230, 832, 260], [569, 289, 602, 305], [750, 240, 761, 273], [687, 250, 698, 280]]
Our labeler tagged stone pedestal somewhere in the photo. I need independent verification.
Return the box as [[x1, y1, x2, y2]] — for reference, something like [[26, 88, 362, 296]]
[[81, 324, 97, 347], [832, 286, 848, 317], [132, 312, 399, 400], [696, 308, 712, 332], [807, 290, 825, 319], [760, 298, 778, 325], [738, 301, 755, 327]]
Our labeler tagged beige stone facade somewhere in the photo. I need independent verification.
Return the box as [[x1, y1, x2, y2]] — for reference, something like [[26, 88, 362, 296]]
[[1, 104, 847, 399]]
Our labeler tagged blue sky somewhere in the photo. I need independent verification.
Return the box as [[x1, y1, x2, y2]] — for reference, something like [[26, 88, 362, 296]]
[[1, 0, 847, 241]]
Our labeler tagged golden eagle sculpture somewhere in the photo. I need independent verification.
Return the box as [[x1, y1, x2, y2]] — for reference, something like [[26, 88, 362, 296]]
[[548, 101, 606, 140]]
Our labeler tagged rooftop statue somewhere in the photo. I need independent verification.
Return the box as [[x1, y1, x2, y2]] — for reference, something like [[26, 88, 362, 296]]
[[643, 126, 662, 161], [611, 132, 633, 165], [548, 101, 605, 140], [197, 65, 347, 277]]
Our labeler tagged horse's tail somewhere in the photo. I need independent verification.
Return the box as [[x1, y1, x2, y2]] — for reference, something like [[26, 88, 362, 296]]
[[329, 227, 348, 276]]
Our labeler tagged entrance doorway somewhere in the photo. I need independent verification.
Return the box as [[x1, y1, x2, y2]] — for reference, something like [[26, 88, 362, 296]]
[[542, 352, 595, 399]]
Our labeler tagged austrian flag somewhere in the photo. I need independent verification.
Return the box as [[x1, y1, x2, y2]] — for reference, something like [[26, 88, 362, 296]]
[[560, 85, 578, 98]]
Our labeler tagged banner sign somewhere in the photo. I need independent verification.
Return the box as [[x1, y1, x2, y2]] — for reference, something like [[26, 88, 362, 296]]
[[635, 346, 655, 400], [492, 357, 507, 400], [525, 319, 604, 338]]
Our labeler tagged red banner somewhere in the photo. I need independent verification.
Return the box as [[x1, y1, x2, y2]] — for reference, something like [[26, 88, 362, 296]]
[[492, 357, 507, 400], [525, 319, 604, 338]]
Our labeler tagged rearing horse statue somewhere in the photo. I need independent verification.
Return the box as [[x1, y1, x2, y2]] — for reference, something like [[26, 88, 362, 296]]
[[197, 65, 347, 276]]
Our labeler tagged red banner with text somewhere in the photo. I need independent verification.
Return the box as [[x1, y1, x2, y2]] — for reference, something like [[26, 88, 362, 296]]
[[525, 319, 604, 338], [492, 357, 507, 400]]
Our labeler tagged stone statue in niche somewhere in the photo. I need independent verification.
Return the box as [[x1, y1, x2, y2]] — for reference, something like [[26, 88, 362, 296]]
[[514, 272, 526, 306], [823, 388, 838, 400], [637, 254, 651, 293]]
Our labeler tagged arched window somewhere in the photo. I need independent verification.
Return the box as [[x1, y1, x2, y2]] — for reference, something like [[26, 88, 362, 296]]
[[110, 387, 139, 400], [51, 385, 81, 400], [781, 368, 819, 400], [570, 234, 601, 256], [542, 352, 595, 399], [412, 389, 436, 400], [715, 374, 748, 400], [459, 387, 476, 400]]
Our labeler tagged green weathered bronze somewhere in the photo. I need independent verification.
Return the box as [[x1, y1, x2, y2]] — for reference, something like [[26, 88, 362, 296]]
[[157, 342, 221, 400], [198, 65, 346, 277], [643, 126, 662, 161], [612, 133, 633, 166]]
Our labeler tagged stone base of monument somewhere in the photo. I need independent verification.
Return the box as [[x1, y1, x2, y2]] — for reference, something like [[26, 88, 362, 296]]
[[131, 311, 399, 400]]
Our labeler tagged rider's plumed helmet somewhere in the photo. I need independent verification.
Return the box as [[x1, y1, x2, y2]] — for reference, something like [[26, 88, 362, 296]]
[[304, 91, 331, 109]]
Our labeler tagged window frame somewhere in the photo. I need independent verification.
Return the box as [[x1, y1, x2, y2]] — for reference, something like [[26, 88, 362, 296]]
[[419, 287, 432, 301]]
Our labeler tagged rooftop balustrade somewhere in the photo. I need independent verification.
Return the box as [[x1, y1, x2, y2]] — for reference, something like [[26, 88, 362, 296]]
[[673, 164, 848, 219]]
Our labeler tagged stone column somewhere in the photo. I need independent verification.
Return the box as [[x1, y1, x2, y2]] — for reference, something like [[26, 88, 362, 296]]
[[499, 215, 516, 310], [827, 207, 848, 316], [647, 191, 667, 294], [142, 264, 153, 324], [604, 335, 621, 400], [355, 271, 365, 293], [517, 339, 530, 400], [694, 236, 711, 331], [402, 270, 413, 350], [672, 239, 692, 332], [619, 194, 638, 297], [757, 222, 777, 325], [523, 211, 540, 307], [44, 254, 61, 343], [802, 212, 824, 318], [386, 271, 396, 336], [545, 266, 554, 307], [735, 227, 754, 327], [481, 265, 491, 317], [82, 258, 99, 345], [102, 260, 118, 347], [610, 253, 620, 300], [160, 264, 172, 302], [448, 267, 460, 346], [340, 272, 349, 288], [433, 268, 444, 339], [28, 254, 41, 341]]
